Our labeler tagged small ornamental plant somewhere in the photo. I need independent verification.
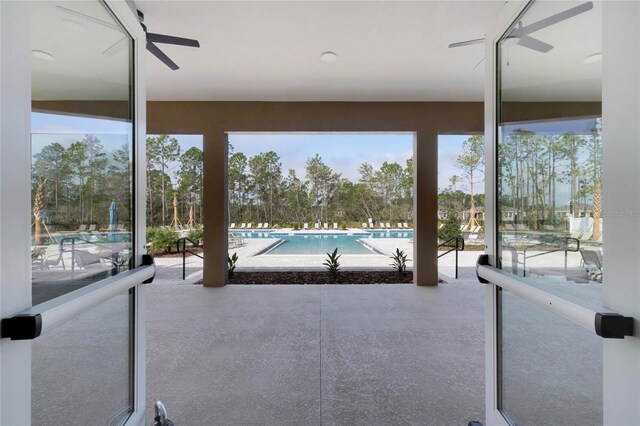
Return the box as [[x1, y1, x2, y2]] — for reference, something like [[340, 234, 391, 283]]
[[228, 252, 239, 279], [323, 248, 341, 279], [390, 248, 409, 273]]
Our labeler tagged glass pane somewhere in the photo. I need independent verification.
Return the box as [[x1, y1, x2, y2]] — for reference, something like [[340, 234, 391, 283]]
[[497, 1, 603, 423], [499, 289, 602, 425], [30, 0, 134, 305], [32, 291, 133, 425], [498, 0, 603, 294]]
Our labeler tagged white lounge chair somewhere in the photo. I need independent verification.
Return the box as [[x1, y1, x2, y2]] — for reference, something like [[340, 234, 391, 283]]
[[403, 222, 409, 228], [303, 223, 309, 230], [397, 222, 403, 229], [323, 223, 329, 230], [88, 224, 97, 232], [240, 223, 246, 229], [314, 223, 320, 229], [333, 223, 338, 229], [247, 223, 252, 229], [229, 223, 236, 229], [263, 223, 269, 229], [362, 222, 367, 228], [257, 223, 263, 229], [385, 222, 391, 228]]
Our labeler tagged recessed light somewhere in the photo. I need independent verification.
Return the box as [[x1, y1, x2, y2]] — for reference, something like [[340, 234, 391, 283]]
[[320, 52, 338, 63], [62, 19, 85, 33], [503, 36, 520, 47], [583, 52, 602, 64], [32, 50, 55, 61]]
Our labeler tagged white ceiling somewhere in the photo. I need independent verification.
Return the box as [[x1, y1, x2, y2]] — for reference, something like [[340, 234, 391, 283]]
[[32, 1, 132, 101], [138, 1, 506, 102]]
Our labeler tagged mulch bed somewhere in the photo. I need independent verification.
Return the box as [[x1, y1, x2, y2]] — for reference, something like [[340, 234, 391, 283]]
[[227, 271, 419, 285]]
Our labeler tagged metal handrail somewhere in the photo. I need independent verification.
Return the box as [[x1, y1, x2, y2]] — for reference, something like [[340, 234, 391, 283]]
[[437, 236, 465, 279], [177, 237, 203, 280], [522, 237, 580, 277]]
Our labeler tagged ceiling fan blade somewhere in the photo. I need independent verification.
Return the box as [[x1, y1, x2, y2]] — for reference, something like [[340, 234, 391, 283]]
[[103, 36, 128, 56], [448, 37, 485, 48], [513, 1, 593, 37], [516, 35, 554, 53], [147, 42, 179, 70], [147, 33, 200, 48], [56, 6, 122, 32]]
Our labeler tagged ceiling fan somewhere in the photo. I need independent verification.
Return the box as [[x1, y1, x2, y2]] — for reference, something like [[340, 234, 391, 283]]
[[55, 6, 199, 71], [449, 1, 593, 58], [137, 10, 200, 71]]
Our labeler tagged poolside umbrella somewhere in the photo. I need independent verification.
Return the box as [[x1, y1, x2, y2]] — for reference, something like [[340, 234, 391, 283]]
[[109, 200, 119, 241]]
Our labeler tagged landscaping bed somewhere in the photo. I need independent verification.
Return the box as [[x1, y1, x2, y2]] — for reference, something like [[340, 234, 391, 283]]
[[227, 271, 417, 285]]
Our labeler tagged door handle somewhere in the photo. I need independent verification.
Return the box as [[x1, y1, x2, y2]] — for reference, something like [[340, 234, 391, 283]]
[[1, 254, 155, 341]]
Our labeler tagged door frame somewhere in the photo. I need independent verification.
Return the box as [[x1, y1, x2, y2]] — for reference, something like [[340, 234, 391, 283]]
[[0, 1, 148, 424], [483, 1, 640, 425]]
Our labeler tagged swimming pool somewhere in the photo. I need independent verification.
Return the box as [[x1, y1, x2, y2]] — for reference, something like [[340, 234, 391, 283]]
[[230, 230, 413, 255], [267, 234, 373, 255]]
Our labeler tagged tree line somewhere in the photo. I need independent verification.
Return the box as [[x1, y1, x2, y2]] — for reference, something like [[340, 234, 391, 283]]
[[32, 135, 132, 230], [498, 124, 602, 236], [228, 144, 413, 226]]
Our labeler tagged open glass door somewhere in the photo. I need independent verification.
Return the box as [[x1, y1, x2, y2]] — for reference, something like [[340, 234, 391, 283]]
[[1, 1, 148, 424], [482, 1, 639, 425]]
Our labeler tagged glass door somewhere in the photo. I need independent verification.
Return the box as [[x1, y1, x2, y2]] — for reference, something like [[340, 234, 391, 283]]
[[1, 1, 149, 424], [482, 1, 639, 425]]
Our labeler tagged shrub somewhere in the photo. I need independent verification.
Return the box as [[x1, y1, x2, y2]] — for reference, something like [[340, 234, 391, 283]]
[[323, 248, 341, 278], [438, 213, 462, 243], [146, 227, 159, 243], [390, 248, 409, 273], [228, 252, 238, 278], [188, 228, 203, 245], [148, 228, 178, 254]]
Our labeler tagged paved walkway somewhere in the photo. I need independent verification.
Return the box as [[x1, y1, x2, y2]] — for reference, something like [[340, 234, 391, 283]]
[[146, 282, 485, 426]]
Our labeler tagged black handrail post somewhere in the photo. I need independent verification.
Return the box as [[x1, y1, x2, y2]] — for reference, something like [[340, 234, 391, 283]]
[[71, 238, 76, 276], [455, 237, 459, 279], [182, 239, 186, 280]]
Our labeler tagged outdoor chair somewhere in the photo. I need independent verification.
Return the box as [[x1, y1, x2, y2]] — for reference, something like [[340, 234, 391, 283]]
[[333, 223, 338, 229], [385, 222, 391, 228], [323, 223, 329, 230], [77, 224, 87, 232], [263, 223, 269, 229], [240, 223, 246, 229], [229, 223, 236, 229], [362, 222, 367, 228], [569, 230, 582, 239], [42, 244, 66, 270], [397, 223, 403, 229], [31, 246, 47, 270], [74, 250, 113, 272], [303, 223, 309, 230], [247, 223, 252, 229], [580, 249, 603, 283], [314, 223, 320, 229], [580, 231, 593, 241], [257, 223, 263, 229], [88, 224, 97, 232], [403, 222, 409, 228]]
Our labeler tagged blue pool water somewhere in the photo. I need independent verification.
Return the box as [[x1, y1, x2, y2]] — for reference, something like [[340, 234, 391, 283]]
[[230, 230, 413, 255], [268, 234, 373, 255]]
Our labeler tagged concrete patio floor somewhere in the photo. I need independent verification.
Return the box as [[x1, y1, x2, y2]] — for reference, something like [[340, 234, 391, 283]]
[[145, 282, 485, 425]]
